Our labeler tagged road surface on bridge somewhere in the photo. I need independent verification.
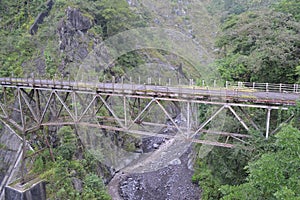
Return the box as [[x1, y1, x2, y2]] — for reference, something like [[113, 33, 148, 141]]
[[0, 77, 299, 105]]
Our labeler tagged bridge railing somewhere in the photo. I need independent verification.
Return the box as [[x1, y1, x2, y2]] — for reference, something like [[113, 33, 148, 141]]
[[227, 82, 299, 93], [120, 76, 300, 94], [0, 77, 299, 94]]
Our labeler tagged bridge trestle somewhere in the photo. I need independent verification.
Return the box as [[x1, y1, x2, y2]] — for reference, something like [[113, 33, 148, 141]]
[[0, 78, 296, 187]]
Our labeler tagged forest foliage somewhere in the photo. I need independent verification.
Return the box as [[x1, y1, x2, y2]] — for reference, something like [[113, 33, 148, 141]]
[[216, 10, 300, 83], [0, 0, 146, 198], [0, 0, 146, 79], [1, 0, 300, 199], [193, 0, 300, 199]]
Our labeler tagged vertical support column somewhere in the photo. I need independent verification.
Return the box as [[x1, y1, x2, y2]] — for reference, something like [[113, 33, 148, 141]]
[[187, 101, 190, 137], [17, 88, 26, 184], [35, 89, 41, 120], [72, 92, 78, 122], [266, 108, 271, 139], [124, 96, 127, 128], [21, 129, 26, 184], [194, 103, 198, 130], [3, 87, 7, 105]]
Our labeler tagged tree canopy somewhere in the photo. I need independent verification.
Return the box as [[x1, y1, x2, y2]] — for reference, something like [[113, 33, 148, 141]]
[[216, 10, 300, 83], [220, 125, 300, 200], [274, 0, 300, 21]]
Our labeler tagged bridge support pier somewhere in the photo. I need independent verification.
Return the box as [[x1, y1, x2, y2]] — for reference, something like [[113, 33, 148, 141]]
[[5, 179, 46, 200]]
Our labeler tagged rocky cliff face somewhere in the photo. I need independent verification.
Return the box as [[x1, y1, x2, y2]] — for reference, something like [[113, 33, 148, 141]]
[[57, 7, 92, 64], [0, 123, 23, 198]]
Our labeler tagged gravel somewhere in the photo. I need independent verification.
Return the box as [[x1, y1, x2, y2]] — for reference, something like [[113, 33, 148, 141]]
[[118, 148, 201, 200]]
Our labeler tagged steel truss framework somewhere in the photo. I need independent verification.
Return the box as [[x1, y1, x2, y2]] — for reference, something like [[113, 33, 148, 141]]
[[0, 78, 296, 149], [0, 78, 296, 198]]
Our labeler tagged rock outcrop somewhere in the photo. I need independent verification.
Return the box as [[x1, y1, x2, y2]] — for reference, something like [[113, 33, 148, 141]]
[[57, 7, 93, 65], [29, 0, 54, 35]]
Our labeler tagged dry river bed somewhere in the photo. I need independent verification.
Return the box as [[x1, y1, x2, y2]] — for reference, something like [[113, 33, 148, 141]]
[[108, 136, 201, 200]]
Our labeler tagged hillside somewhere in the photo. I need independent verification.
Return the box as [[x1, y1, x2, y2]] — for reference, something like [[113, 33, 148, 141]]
[[0, 0, 220, 199], [0, 0, 300, 199]]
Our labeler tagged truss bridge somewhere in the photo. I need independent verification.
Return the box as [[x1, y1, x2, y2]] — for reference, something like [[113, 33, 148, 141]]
[[0, 77, 299, 148], [0, 77, 299, 196]]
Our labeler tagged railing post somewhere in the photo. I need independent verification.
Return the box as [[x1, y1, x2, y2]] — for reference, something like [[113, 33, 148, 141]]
[[226, 81, 228, 89], [253, 82, 255, 90], [138, 76, 141, 85], [214, 80, 216, 88], [294, 84, 296, 93], [202, 80, 205, 87], [159, 77, 161, 85], [266, 83, 269, 92], [279, 83, 282, 93], [168, 78, 171, 86]]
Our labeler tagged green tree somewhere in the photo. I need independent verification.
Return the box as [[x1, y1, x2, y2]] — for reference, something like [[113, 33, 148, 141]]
[[91, 0, 145, 38], [82, 173, 111, 200], [274, 0, 300, 21], [216, 10, 300, 83], [220, 125, 300, 199]]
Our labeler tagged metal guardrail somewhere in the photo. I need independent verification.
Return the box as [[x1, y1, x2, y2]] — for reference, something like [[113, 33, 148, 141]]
[[0, 77, 299, 95], [226, 81, 299, 93]]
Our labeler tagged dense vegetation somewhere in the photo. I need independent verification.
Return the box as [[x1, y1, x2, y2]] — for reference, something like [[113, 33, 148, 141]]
[[1, 0, 300, 199], [0, 0, 146, 79], [193, 0, 300, 199], [31, 126, 111, 199], [0, 0, 147, 198], [217, 10, 300, 83]]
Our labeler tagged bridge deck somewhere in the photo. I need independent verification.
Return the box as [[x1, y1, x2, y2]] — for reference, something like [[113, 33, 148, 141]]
[[0, 78, 299, 106]]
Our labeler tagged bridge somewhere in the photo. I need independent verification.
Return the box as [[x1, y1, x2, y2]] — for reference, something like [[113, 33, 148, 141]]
[[0, 77, 299, 195], [0, 77, 299, 145]]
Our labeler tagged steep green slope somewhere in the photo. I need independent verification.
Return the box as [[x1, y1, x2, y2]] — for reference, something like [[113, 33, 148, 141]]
[[192, 1, 300, 199], [0, 0, 219, 198]]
